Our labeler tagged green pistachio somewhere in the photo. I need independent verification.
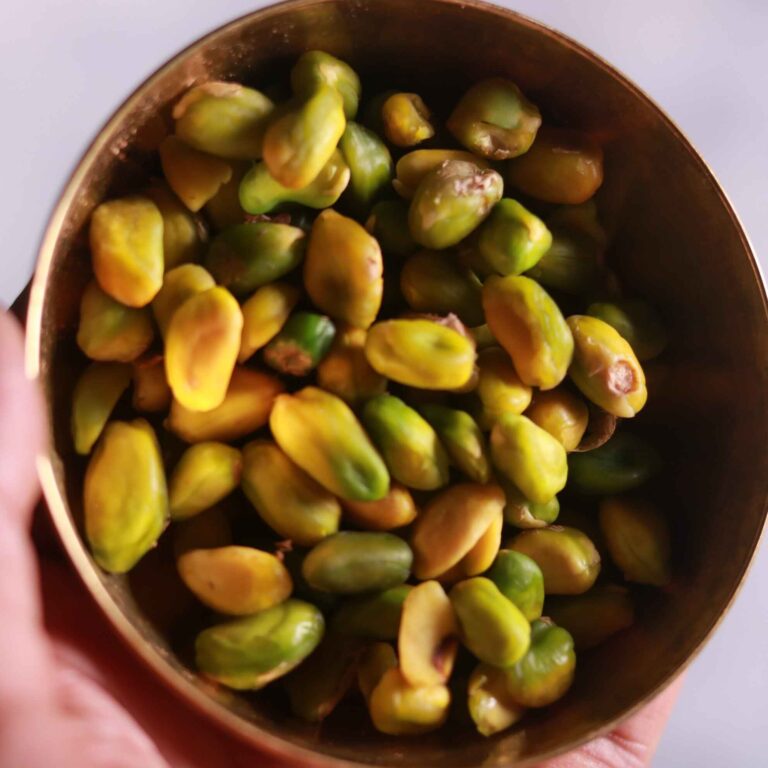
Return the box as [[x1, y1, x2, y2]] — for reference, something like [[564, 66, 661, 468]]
[[302, 532, 413, 594], [450, 577, 531, 667], [599, 497, 671, 586], [290, 51, 361, 119], [408, 160, 503, 250], [509, 526, 601, 595], [418, 403, 491, 483], [486, 549, 545, 621], [477, 199, 552, 276], [448, 78, 541, 159], [174, 81, 274, 159], [339, 121, 393, 215], [71, 362, 132, 455], [567, 432, 661, 494], [362, 394, 450, 491], [482, 275, 573, 390], [195, 599, 324, 690], [205, 221, 305, 296], [77, 281, 154, 363], [239, 149, 350, 214], [262, 85, 346, 189], [491, 413, 567, 504]]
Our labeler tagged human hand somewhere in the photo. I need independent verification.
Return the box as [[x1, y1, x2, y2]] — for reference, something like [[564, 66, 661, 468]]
[[0, 310, 680, 767]]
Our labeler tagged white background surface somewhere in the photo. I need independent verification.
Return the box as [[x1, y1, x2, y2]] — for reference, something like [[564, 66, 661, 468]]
[[2, 1, 766, 765]]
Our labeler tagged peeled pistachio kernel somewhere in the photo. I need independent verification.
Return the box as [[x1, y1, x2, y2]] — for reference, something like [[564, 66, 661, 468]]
[[507, 126, 604, 204], [341, 483, 418, 531], [503, 619, 575, 708], [455, 510, 504, 578], [567, 432, 661, 494], [487, 549, 545, 621], [239, 282, 301, 363], [587, 299, 668, 361], [482, 275, 574, 390], [173, 81, 274, 159], [239, 149, 350, 214], [450, 577, 531, 667], [365, 199, 417, 258], [89, 196, 164, 307], [71, 363, 132, 455], [399, 581, 458, 687], [241, 440, 341, 546], [477, 199, 552, 276], [381, 93, 435, 147], [369, 668, 451, 735], [77, 281, 154, 363], [501, 479, 560, 530], [418, 404, 491, 484], [145, 181, 205, 270], [365, 318, 476, 390], [270, 387, 390, 502], [526, 225, 602, 295], [339, 121, 393, 215], [408, 160, 504, 250], [286, 634, 363, 722], [316, 325, 387, 405], [263, 85, 346, 189], [178, 546, 292, 615], [599, 497, 671, 586], [448, 78, 541, 160], [358, 642, 398, 702], [545, 585, 635, 650], [362, 394, 450, 491], [468, 663, 527, 737], [84, 420, 168, 573], [304, 209, 383, 329], [476, 347, 533, 428], [205, 221, 306, 296], [400, 251, 484, 326], [567, 315, 647, 418], [165, 286, 243, 412], [168, 442, 242, 520], [159, 135, 233, 212], [264, 311, 336, 376], [302, 532, 413, 594], [491, 413, 567, 504], [331, 585, 413, 640], [509, 526, 601, 595], [291, 50, 361, 119], [167, 366, 284, 443], [393, 150, 491, 199], [525, 389, 589, 452], [195, 599, 324, 690], [151, 264, 216, 338], [411, 483, 506, 580]]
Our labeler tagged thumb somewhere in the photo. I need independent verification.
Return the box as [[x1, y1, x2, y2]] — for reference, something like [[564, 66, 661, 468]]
[[0, 311, 74, 762]]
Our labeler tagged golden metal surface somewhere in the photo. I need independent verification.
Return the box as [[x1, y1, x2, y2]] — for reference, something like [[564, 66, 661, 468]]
[[25, 0, 768, 765]]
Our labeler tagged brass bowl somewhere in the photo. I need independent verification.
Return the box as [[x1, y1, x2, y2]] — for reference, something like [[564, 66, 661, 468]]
[[25, 0, 768, 765]]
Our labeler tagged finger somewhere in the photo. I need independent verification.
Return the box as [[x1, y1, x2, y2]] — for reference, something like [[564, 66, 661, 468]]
[[0, 312, 81, 765], [536, 675, 685, 768]]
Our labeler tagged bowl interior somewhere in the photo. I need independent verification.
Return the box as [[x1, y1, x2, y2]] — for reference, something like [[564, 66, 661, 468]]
[[29, 0, 768, 765]]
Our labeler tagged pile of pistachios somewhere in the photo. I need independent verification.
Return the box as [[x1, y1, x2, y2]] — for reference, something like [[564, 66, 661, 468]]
[[73, 50, 671, 737]]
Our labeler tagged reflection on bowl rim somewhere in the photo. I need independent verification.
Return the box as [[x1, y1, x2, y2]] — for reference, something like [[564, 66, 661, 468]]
[[23, 0, 768, 765]]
